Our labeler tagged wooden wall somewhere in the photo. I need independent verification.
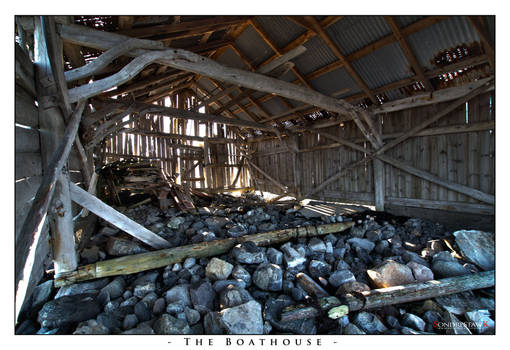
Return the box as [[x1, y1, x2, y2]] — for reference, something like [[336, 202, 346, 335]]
[[101, 95, 250, 191], [252, 91, 495, 215]]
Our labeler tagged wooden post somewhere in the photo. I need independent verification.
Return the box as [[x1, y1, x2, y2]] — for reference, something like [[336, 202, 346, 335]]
[[54, 221, 354, 287]]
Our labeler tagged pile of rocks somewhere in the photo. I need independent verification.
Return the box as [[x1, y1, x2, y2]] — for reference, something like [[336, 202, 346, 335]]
[[16, 199, 495, 335]]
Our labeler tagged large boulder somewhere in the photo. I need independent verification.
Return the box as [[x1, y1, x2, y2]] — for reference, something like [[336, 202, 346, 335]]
[[367, 260, 415, 288], [453, 230, 495, 271], [189, 280, 216, 311], [153, 314, 192, 334], [253, 263, 283, 291], [219, 300, 263, 334], [205, 258, 234, 280], [38, 294, 101, 329]]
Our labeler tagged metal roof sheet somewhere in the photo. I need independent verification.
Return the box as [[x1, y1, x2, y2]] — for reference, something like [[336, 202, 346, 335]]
[[351, 41, 414, 90], [235, 25, 274, 67], [394, 15, 426, 28], [406, 15, 481, 70], [292, 35, 338, 76], [254, 16, 307, 49], [217, 47, 250, 70], [326, 16, 392, 56], [309, 66, 363, 97]]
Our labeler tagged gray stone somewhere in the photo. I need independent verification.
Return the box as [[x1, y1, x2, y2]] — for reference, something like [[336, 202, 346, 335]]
[[308, 238, 326, 256], [227, 224, 248, 238], [402, 250, 429, 266], [205, 216, 230, 231], [205, 258, 234, 280], [454, 230, 495, 271], [166, 301, 186, 314], [328, 270, 356, 288], [141, 292, 158, 309], [38, 294, 101, 329], [231, 265, 251, 286], [422, 310, 442, 325], [123, 290, 132, 300], [435, 291, 494, 315], [167, 216, 186, 229], [134, 301, 151, 322], [99, 226, 120, 236], [308, 260, 332, 279], [401, 313, 426, 331], [183, 257, 196, 269], [153, 298, 166, 315], [73, 319, 110, 334], [258, 222, 277, 232], [335, 281, 370, 295], [431, 260, 469, 278], [123, 314, 139, 330], [347, 238, 375, 252], [213, 279, 247, 292], [31, 280, 54, 309], [352, 312, 388, 334], [350, 225, 366, 238], [291, 287, 307, 301], [133, 271, 159, 285], [106, 237, 146, 256], [432, 251, 456, 262], [153, 314, 192, 334], [203, 311, 224, 334], [133, 281, 156, 298], [172, 263, 182, 272], [190, 280, 215, 311], [343, 323, 366, 335], [232, 242, 266, 264], [335, 260, 351, 271], [219, 300, 263, 334], [406, 261, 434, 282], [385, 315, 401, 329], [325, 241, 334, 255], [185, 307, 201, 325], [100, 278, 125, 300], [80, 246, 100, 264], [121, 322, 155, 334], [120, 296, 139, 307], [367, 260, 415, 288], [267, 247, 283, 265], [281, 243, 307, 273], [55, 278, 109, 299], [464, 309, 494, 334], [164, 284, 191, 306], [263, 296, 317, 334], [219, 286, 253, 309], [253, 263, 283, 291]]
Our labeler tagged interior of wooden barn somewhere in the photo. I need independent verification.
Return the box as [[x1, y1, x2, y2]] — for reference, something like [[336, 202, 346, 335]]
[[14, 15, 495, 335]]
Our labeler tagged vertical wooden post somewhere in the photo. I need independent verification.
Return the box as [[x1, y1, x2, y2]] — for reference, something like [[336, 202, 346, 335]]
[[292, 134, 302, 199], [373, 114, 385, 211]]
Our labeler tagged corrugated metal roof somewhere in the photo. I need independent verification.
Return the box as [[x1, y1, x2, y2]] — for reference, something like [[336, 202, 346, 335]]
[[484, 15, 495, 42], [326, 16, 392, 56], [235, 25, 274, 67], [406, 16, 481, 70], [394, 15, 426, 28], [217, 47, 249, 70], [260, 96, 290, 116], [351, 41, 414, 90], [254, 16, 307, 49], [309, 66, 363, 97], [292, 36, 338, 76]]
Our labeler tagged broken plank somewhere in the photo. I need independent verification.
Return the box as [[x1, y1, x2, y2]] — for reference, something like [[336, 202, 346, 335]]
[[69, 183, 170, 249]]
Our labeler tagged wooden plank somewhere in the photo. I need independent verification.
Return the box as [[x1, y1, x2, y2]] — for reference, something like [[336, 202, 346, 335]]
[[16, 152, 42, 180], [54, 222, 354, 287], [373, 77, 494, 114], [386, 197, 494, 215], [69, 183, 170, 249]]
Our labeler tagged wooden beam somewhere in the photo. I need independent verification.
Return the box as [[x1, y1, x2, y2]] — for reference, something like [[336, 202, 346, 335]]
[[386, 197, 494, 215], [54, 221, 354, 287], [115, 16, 250, 39], [119, 129, 245, 144], [467, 16, 495, 71], [305, 16, 377, 104], [281, 270, 494, 320], [385, 16, 434, 91], [373, 76, 494, 114], [248, 160, 289, 193], [69, 183, 170, 249]]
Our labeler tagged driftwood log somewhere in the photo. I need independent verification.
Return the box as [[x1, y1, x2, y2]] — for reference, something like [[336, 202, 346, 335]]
[[280, 270, 495, 322], [54, 221, 354, 287]]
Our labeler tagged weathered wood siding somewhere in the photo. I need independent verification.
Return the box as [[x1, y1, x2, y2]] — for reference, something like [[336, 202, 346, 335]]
[[252, 91, 495, 214]]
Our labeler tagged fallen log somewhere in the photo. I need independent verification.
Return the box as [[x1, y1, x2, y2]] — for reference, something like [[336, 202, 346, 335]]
[[280, 270, 494, 322], [54, 221, 354, 287]]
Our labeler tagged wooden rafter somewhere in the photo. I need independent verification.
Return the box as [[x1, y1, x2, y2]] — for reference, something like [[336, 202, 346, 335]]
[[385, 16, 434, 91], [305, 16, 378, 104], [466, 16, 495, 71]]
